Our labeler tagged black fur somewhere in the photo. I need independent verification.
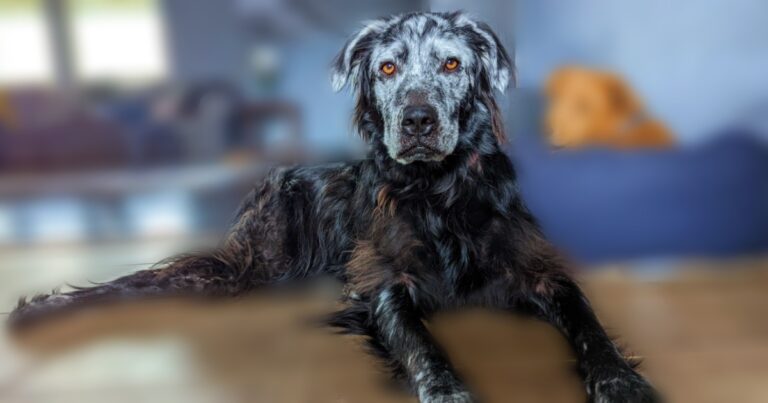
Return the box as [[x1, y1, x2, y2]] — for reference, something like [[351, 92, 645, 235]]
[[9, 12, 660, 403]]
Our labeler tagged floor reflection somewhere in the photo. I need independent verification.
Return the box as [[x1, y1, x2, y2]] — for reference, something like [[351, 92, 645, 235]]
[[1, 243, 767, 403]]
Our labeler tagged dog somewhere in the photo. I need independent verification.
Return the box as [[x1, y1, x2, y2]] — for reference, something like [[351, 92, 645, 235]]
[[9, 12, 660, 403], [545, 66, 674, 149]]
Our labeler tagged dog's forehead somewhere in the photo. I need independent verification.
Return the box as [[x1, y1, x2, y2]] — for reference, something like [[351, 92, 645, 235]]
[[370, 15, 475, 65]]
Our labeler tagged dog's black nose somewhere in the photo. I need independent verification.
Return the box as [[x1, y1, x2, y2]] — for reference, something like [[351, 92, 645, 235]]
[[401, 105, 437, 137]]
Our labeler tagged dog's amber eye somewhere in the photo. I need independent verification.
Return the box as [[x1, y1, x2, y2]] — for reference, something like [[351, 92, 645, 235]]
[[444, 58, 460, 72], [380, 62, 396, 76]]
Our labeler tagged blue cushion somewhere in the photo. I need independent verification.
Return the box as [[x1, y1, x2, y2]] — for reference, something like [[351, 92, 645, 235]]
[[507, 131, 768, 263]]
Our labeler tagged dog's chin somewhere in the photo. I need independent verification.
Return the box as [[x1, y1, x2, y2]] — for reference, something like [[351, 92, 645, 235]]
[[394, 146, 447, 165]]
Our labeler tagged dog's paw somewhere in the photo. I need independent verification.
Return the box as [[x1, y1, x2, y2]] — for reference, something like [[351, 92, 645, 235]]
[[417, 374, 475, 403], [7, 292, 72, 330], [587, 368, 661, 403], [420, 390, 474, 403]]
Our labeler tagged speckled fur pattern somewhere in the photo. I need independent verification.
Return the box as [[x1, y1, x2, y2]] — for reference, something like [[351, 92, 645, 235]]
[[9, 12, 660, 403]]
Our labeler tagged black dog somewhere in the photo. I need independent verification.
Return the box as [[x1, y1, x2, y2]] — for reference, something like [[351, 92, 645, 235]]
[[10, 12, 659, 403]]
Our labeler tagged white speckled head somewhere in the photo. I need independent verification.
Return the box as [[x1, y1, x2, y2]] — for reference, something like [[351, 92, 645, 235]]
[[331, 12, 512, 164]]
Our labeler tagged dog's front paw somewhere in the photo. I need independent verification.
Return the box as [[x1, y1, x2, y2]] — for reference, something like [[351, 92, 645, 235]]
[[420, 390, 474, 403], [587, 368, 661, 403], [417, 373, 474, 403]]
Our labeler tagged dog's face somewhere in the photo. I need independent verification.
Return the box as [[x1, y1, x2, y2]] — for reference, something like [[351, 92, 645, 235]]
[[332, 12, 511, 164]]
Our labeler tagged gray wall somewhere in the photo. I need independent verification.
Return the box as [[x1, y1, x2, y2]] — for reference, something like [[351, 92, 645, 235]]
[[161, 0, 249, 85]]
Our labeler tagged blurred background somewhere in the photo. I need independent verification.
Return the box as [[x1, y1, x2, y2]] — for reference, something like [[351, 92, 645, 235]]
[[0, 1, 766, 402]]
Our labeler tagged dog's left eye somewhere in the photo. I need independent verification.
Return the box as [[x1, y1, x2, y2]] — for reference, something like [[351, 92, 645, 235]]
[[444, 58, 460, 72], [381, 62, 397, 76]]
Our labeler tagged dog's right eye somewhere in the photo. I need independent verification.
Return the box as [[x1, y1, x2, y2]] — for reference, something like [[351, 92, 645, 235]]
[[444, 58, 460, 72], [380, 62, 397, 76]]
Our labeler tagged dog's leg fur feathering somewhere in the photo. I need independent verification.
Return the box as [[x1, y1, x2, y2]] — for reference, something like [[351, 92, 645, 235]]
[[9, 169, 304, 327]]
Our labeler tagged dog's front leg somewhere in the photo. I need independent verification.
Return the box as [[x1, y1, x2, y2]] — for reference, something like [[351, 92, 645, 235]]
[[372, 284, 473, 403], [522, 276, 661, 403]]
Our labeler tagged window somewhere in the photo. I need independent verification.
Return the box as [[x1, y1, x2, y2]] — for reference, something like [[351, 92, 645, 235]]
[[0, 0, 54, 85], [68, 0, 167, 84]]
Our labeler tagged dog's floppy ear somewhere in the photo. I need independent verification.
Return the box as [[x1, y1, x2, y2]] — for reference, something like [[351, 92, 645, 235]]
[[603, 73, 643, 115], [331, 19, 387, 92], [457, 14, 514, 93]]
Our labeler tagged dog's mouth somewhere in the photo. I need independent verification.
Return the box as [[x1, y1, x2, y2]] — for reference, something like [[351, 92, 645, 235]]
[[397, 144, 444, 161]]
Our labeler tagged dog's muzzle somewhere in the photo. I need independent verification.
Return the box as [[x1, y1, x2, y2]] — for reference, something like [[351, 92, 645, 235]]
[[398, 104, 442, 160]]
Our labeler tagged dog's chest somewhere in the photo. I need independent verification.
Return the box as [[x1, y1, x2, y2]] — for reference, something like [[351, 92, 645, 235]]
[[404, 197, 497, 285], [410, 195, 494, 238]]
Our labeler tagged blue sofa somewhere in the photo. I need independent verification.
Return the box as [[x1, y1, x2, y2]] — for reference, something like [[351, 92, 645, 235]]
[[507, 131, 768, 264]]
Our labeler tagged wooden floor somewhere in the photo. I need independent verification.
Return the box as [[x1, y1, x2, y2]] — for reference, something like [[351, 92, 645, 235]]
[[0, 247, 767, 403]]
